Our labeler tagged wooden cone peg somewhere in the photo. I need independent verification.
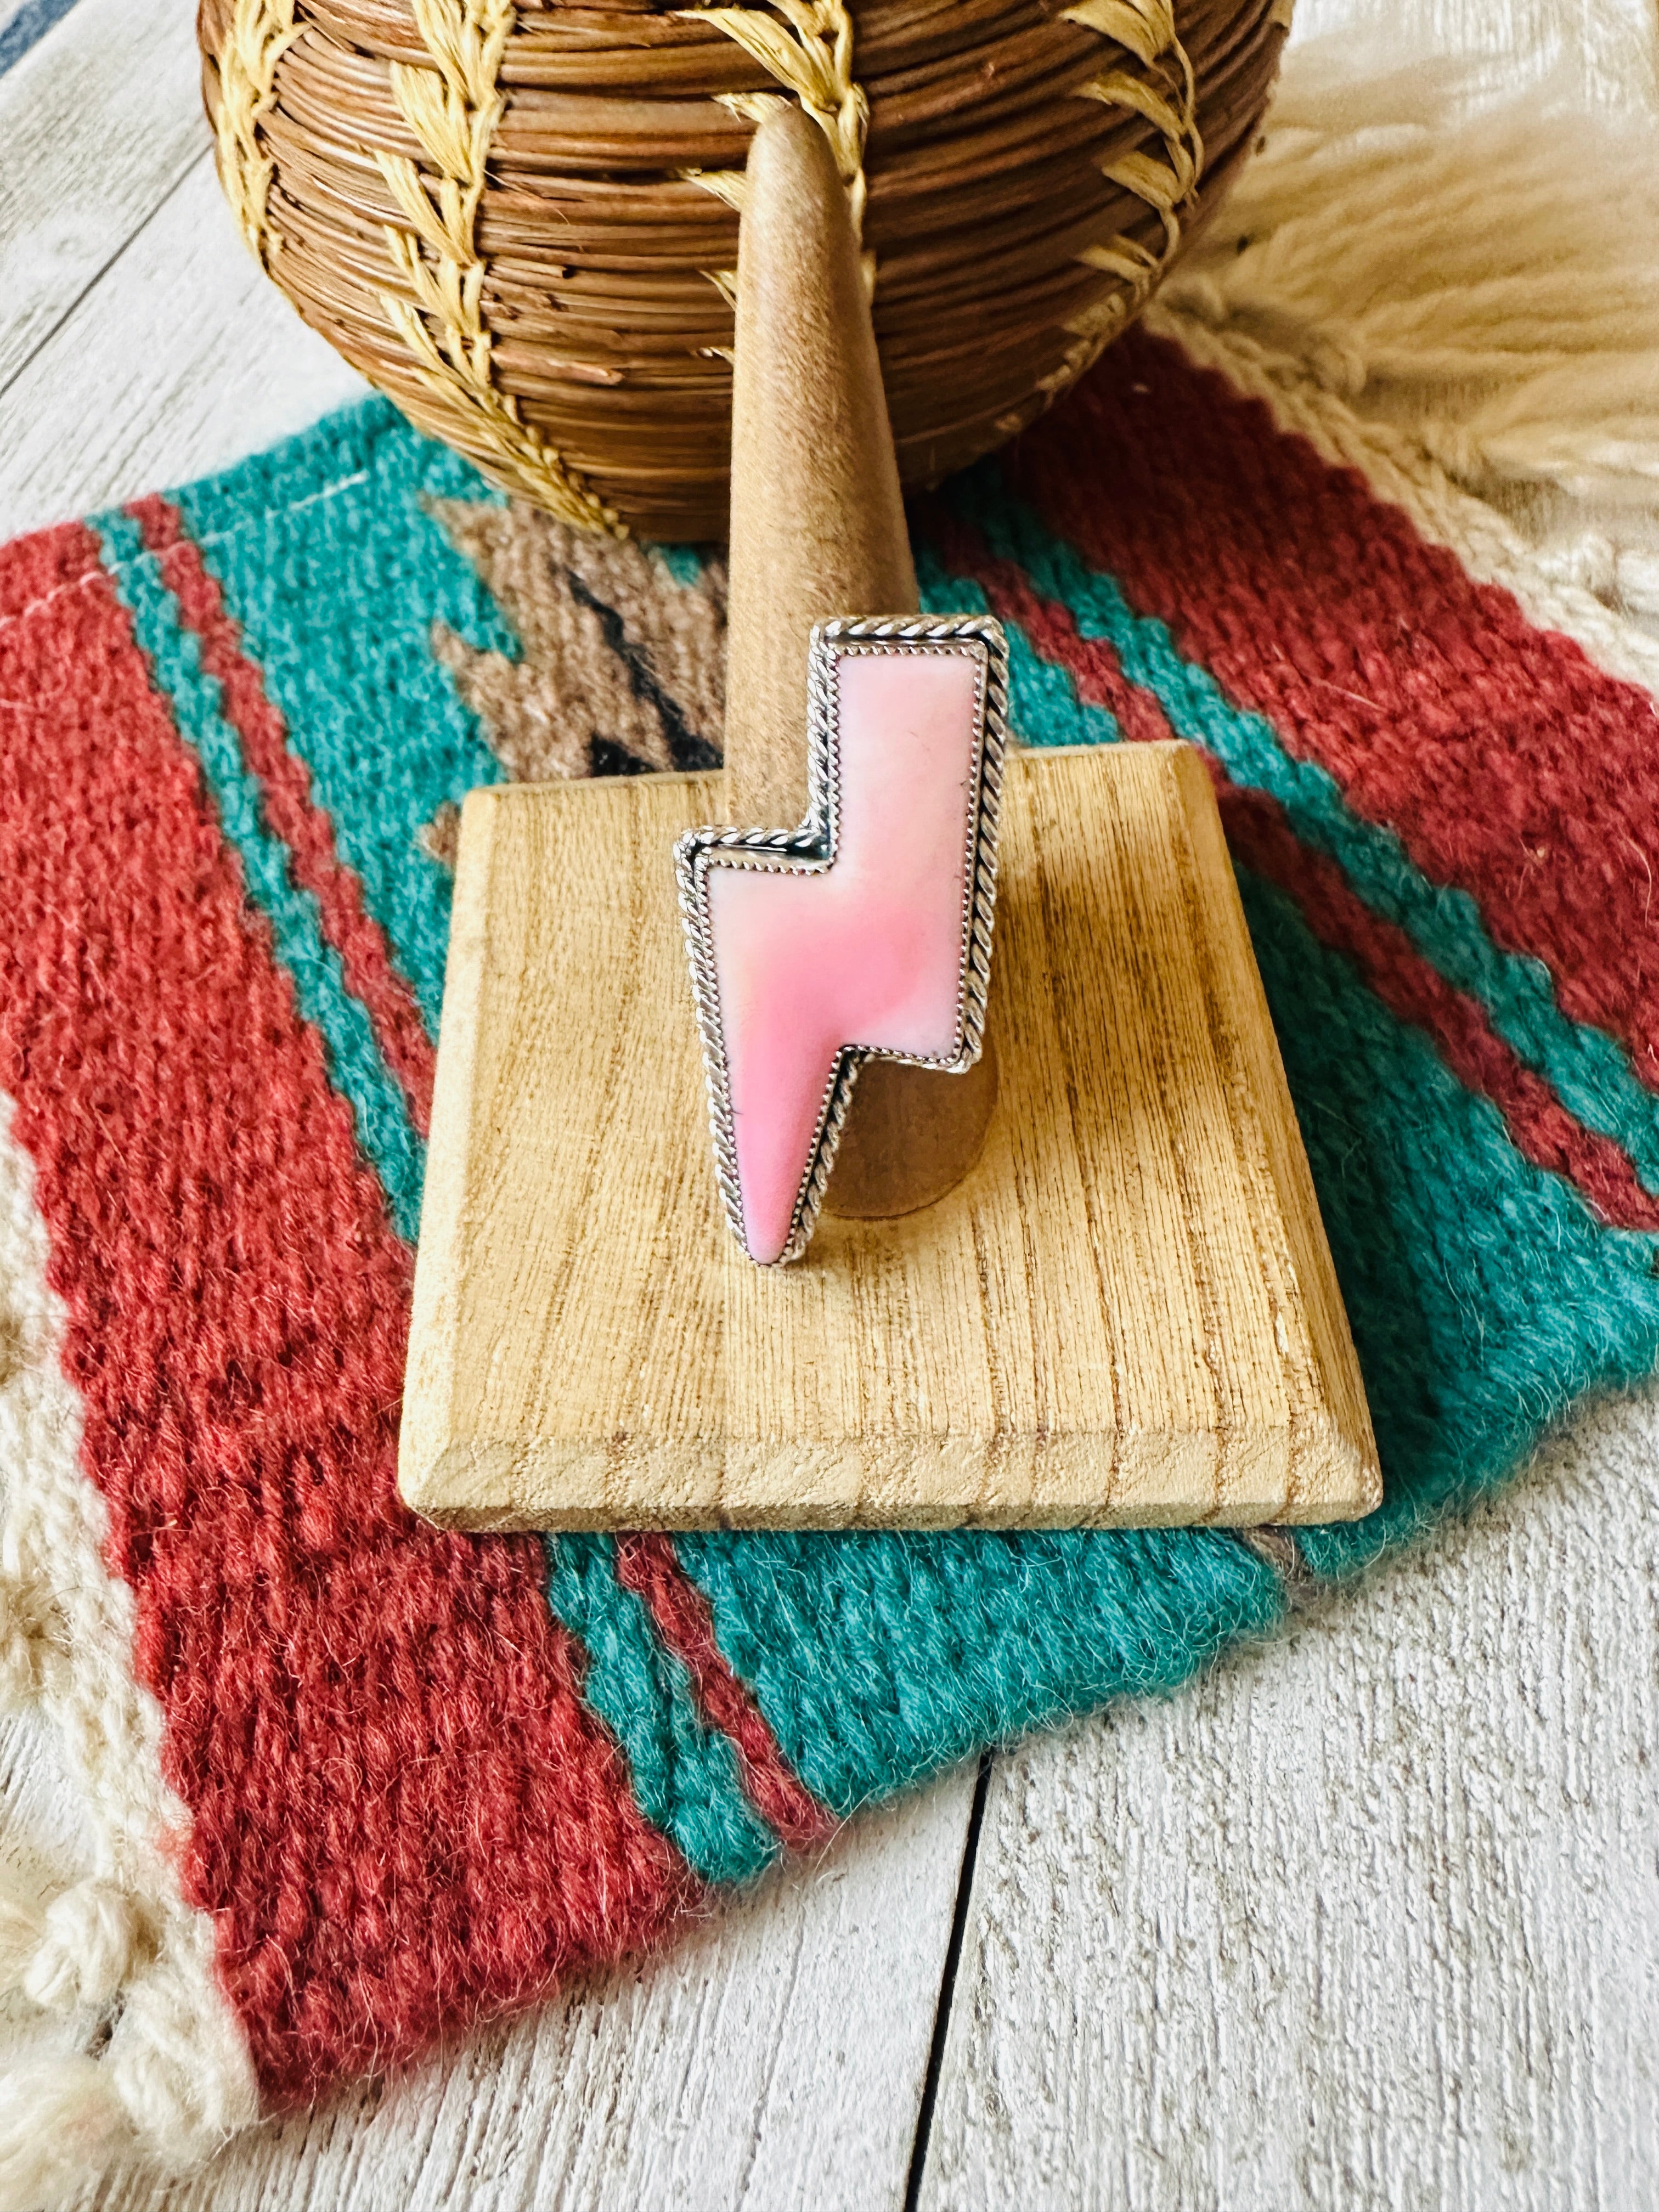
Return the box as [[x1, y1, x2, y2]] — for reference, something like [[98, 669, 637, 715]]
[[398, 111, 1382, 1534], [721, 108, 997, 1233], [724, 108, 911, 831]]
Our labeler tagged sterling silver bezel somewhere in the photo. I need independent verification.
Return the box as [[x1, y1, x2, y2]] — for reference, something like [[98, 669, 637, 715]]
[[674, 612, 1010, 1267]]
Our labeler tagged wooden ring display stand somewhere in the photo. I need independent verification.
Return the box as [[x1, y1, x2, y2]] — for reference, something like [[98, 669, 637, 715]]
[[398, 108, 1380, 1535]]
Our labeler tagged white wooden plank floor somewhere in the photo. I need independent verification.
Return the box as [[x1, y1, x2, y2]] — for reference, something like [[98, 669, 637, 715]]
[[1, 1, 1656, 2205], [920, 1388, 1659, 2212]]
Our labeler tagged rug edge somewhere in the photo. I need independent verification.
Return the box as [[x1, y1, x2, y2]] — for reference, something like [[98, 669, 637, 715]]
[[0, 1093, 261, 2199], [1144, 303, 1659, 703]]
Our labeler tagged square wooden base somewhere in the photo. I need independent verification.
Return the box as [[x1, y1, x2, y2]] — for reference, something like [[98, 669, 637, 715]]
[[399, 742, 1378, 1532]]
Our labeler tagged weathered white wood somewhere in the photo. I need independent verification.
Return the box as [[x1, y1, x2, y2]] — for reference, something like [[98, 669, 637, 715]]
[[0, 0, 46, 53], [0, 1705, 95, 2087], [1406, 0, 1656, 105], [0, 154, 367, 538], [910, 0, 1659, 2195], [916, 1391, 1659, 2212], [0, 0, 210, 393]]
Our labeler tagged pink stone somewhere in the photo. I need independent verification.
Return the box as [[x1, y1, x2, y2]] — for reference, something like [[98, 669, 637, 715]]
[[709, 647, 983, 1263]]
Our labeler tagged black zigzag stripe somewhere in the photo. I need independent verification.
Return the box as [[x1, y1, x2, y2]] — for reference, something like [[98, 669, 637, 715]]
[[565, 567, 723, 772]]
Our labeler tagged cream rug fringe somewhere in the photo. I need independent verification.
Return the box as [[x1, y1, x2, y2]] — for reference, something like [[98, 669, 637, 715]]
[[1150, 36, 1659, 678], [0, 1098, 259, 2206]]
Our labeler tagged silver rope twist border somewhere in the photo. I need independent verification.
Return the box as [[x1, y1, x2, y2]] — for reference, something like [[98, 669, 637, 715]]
[[675, 613, 1011, 1266]]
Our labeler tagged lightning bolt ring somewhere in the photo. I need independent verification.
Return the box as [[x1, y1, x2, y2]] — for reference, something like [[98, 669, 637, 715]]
[[675, 613, 1010, 1266]]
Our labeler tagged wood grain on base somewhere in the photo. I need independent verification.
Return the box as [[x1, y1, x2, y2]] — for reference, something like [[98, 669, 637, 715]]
[[400, 740, 1378, 1531]]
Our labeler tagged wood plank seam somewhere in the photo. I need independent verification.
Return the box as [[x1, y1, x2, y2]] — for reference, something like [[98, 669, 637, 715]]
[[0, 151, 215, 410]]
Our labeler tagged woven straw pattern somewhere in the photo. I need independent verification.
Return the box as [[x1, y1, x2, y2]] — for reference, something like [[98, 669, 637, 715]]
[[196, 0, 1286, 537]]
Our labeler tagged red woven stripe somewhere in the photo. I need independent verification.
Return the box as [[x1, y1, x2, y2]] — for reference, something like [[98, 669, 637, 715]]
[[917, 502, 1178, 751], [126, 494, 436, 1135], [1223, 782, 1659, 1231], [614, 1534, 836, 1852], [1009, 331, 1659, 1090], [0, 517, 108, 621], [941, 518, 1659, 1233], [0, 527, 692, 2101]]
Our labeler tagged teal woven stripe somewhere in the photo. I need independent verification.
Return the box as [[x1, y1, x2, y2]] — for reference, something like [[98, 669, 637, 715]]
[[917, 550, 1119, 744], [918, 550, 1125, 749], [675, 1524, 1284, 1821], [173, 400, 513, 1041], [543, 1534, 779, 1886], [933, 471, 1659, 1199], [655, 543, 706, 588], [1238, 861, 1659, 1577], [94, 509, 426, 1243]]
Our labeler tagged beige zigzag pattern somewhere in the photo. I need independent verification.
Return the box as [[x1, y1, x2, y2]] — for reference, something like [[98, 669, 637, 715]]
[[424, 500, 729, 857]]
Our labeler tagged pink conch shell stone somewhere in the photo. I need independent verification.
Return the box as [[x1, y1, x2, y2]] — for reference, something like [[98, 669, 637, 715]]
[[709, 647, 983, 1263]]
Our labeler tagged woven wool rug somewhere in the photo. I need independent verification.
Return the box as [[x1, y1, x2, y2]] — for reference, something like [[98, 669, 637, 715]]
[[4, 308, 1659, 2186]]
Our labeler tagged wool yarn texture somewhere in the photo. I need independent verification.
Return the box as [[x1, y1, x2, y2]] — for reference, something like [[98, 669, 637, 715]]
[[3, 55, 1659, 2199]]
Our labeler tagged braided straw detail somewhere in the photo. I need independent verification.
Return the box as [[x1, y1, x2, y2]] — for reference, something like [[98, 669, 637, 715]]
[[679, 2, 872, 302], [375, 0, 622, 533], [212, 0, 301, 269], [1054, 0, 1209, 383]]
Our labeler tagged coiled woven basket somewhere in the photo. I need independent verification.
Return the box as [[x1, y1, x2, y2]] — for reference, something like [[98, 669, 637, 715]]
[[199, 0, 1288, 540]]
